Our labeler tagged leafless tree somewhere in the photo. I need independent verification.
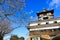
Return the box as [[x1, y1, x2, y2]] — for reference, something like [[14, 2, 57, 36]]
[[0, 0, 30, 40], [0, 18, 13, 40]]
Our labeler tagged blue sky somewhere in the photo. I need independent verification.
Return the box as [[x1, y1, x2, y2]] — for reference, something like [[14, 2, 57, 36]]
[[4, 0, 60, 40]]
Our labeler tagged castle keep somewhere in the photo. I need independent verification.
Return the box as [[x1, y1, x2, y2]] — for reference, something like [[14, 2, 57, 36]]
[[27, 9, 60, 40]]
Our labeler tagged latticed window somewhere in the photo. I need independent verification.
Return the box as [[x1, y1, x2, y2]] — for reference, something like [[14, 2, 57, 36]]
[[54, 21, 57, 23], [43, 17, 48, 20], [32, 37, 40, 40], [46, 22, 48, 24]]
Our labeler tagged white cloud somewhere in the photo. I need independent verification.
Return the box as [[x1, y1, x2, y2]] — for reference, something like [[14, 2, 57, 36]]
[[48, 0, 60, 8]]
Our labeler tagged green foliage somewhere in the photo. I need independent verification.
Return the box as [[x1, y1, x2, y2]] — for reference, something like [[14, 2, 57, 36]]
[[10, 35, 19, 40], [10, 35, 24, 40], [19, 37, 24, 40]]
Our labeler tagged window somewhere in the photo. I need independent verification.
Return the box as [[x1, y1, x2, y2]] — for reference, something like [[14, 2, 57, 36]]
[[44, 13, 47, 16], [58, 28, 60, 30], [48, 29, 55, 32], [52, 29, 56, 32], [43, 30, 46, 32], [49, 29, 52, 32], [43, 17, 48, 20], [46, 22, 48, 24], [40, 30, 44, 32], [53, 29, 56, 31], [54, 21, 57, 23], [32, 37, 40, 40], [38, 24, 40, 25]]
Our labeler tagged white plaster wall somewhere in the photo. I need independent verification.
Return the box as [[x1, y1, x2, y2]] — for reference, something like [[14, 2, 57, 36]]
[[47, 13, 51, 15], [40, 22, 46, 25], [56, 20, 60, 23], [38, 18, 43, 20], [49, 21, 54, 24], [48, 20, 60, 24], [29, 23, 38, 26], [40, 20, 60, 25]]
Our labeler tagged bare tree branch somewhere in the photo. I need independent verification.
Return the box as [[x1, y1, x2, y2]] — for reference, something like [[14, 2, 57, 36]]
[[0, 0, 26, 40]]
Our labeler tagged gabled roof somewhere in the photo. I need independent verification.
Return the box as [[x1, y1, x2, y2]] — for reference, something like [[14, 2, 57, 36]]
[[37, 9, 54, 16]]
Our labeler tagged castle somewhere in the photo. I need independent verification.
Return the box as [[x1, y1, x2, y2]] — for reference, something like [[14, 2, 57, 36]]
[[27, 9, 60, 40]]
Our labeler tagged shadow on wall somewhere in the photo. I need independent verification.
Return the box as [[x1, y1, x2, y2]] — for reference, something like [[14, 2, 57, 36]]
[[52, 36, 60, 40]]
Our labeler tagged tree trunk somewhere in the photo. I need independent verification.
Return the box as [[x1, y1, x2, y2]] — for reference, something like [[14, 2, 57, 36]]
[[0, 36, 3, 40]]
